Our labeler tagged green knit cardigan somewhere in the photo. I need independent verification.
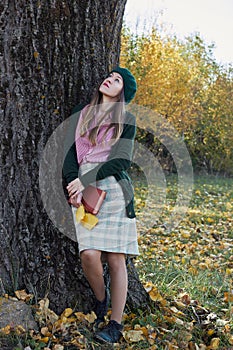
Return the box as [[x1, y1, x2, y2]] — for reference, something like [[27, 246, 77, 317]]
[[62, 105, 137, 218]]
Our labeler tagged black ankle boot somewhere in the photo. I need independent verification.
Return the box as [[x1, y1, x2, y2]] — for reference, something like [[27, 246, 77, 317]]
[[95, 320, 123, 343], [93, 290, 109, 324]]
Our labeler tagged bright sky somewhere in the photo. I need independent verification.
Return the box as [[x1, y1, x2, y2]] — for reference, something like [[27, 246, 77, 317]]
[[124, 0, 233, 65]]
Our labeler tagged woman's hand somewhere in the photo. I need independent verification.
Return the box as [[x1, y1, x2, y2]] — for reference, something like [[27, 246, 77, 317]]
[[67, 178, 84, 198], [69, 192, 83, 208]]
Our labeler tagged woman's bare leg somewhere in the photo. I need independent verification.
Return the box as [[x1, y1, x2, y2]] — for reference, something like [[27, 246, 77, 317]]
[[107, 253, 127, 324], [80, 249, 105, 301]]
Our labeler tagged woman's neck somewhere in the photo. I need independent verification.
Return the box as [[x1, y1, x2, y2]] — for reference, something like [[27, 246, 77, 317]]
[[101, 95, 119, 104]]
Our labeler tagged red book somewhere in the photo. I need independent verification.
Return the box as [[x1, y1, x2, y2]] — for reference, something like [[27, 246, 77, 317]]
[[81, 185, 106, 215]]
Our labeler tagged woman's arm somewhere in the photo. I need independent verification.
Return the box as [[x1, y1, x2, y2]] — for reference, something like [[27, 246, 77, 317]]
[[62, 105, 85, 185], [62, 142, 79, 185]]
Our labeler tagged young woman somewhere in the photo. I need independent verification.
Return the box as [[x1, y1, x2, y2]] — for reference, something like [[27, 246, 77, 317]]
[[63, 67, 139, 343]]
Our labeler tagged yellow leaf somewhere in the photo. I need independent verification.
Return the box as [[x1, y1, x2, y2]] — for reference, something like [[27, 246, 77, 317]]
[[34, 51, 39, 58], [15, 289, 33, 301], [41, 327, 50, 336], [81, 213, 98, 230], [40, 337, 49, 343], [209, 337, 220, 349], [143, 281, 154, 293], [53, 345, 64, 350], [223, 291, 233, 302], [140, 326, 149, 337], [228, 334, 233, 345], [207, 329, 215, 336], [0, 325, 11, 335], [75, 205, 85, 223], [60, 316, 68, 323], [123, 329, 144, 342], [38, 297, 50, 311], [206, 217, 214, 223], [181, 231, 190, 238], [181, 257, 186, 264], [190, 259, 199, 266], [53, 319, 63, 330], [149, 288, 164, 302], [74, 312, 86, 321], [61, 308, 73, 318], [164, 315, 176, 324], [84, 311, 96, 323], [15, 325, 26, 335]]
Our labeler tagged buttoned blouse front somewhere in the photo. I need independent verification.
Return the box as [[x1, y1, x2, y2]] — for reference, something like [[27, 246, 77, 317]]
[[75, 105, 115, 166]]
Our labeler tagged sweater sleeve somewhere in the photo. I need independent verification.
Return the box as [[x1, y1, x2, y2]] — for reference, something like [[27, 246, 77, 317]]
[[62, 104, 85, 185], [79, 113, 136, 187], [62, 142, 79, 185]]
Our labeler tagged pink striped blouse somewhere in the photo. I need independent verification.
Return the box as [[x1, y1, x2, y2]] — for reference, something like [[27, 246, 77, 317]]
[[75, 105, 115, 165]]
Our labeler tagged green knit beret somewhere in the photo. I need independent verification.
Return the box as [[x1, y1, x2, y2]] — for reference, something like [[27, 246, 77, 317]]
[[111, 66, 137, 103]]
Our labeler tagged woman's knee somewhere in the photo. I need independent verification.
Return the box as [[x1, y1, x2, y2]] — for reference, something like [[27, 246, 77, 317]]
[[80, 249, 102, 267], [107, 253, 126, 271]]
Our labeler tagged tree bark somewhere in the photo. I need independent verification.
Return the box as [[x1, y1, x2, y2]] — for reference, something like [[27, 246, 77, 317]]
[[0, 0, 149, 313]]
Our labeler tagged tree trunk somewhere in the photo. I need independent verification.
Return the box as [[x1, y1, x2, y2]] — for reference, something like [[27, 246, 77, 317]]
[[0, 0, 149, 313]]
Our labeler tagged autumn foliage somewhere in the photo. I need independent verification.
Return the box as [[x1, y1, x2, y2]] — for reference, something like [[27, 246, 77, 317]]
[[120, 26, 233, 175]]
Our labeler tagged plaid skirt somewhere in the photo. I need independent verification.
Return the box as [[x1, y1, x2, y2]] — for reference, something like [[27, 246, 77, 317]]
[[71, 163, 139, 256]]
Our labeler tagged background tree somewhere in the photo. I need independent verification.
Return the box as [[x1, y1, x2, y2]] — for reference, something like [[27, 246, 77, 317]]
[[0, 0, 149, 313], [121, 26, 233, 175]]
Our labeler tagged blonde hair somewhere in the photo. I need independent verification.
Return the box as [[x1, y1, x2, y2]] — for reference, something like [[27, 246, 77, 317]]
[[79, 88, 125, 145]]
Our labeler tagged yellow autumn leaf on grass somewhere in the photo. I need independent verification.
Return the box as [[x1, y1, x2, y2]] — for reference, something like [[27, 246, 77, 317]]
[[223, 291, 233, 302], [40, 336, 49, 343], [41, 327, 51, 336], [81, 213, 98, 230], [75, 205, 85, 222], [53, 345, 64, 350], [61, 308, 73, 318], [36, 298, 59, 324], [207, 329, 215, 336], [0, 325, 11, 335], [206, 217, 214, 223], [149, 287, 166, 305], [123, 329, 144, 342], [228, 334, 233, 345], [15, 289, 33, 301], [208, 337, 220, 349], [84, 311, 96, 323], [15, 325, 26, 335]]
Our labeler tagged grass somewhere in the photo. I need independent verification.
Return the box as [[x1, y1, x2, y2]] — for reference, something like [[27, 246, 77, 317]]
[[132, 173, 233, 348]]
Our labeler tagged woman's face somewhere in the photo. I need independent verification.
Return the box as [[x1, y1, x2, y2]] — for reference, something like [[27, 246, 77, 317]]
[[99, 72, 124, 102]]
